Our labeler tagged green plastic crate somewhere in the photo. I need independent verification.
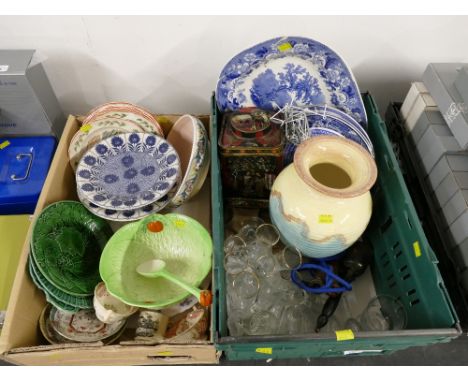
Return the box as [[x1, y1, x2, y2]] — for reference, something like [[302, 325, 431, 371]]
[[210, 93, 461, 361]]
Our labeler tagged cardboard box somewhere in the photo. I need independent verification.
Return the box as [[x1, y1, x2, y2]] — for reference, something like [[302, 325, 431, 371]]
[[0, 115, 218, 365], [0, 215, 31, 317], [423, 63, 468, 149], [0, 50, 65, 138]]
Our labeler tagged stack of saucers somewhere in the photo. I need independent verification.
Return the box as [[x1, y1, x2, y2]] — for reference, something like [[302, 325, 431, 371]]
[[68, 102, 164, 171], [28, 201, 113, 312], [75, 130, 181, 222], [38, 304, 127, 345], [71, 103, 211, 222]]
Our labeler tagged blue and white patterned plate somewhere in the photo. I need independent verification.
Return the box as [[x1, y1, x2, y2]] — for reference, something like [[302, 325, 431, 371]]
[[76, 133, 180, 211], [216, 36, 367, 127], [283, 105, 374, 165], [79, 173, 181, 221]]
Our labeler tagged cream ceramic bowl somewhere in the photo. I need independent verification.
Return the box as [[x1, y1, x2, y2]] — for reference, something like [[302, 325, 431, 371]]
[[93, 282, 138, 324], [167, 115, 210, 207], [270, 136, 377, 259]]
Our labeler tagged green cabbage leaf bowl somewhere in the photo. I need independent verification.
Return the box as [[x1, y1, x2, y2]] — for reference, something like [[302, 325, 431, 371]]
[[99, 213, 212, 309]]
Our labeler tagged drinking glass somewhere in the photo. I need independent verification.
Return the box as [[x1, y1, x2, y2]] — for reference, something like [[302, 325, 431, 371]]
[[227, 312, 250, 336], [359, 295, 407, 331], [232, 270, 260, 300], [256, 224, 280, 246], [224, 250, 249, 275], [277, 246, 303, 270], [245, 241, 271, 267], [224, 234, 246, 255], [251, 254, 276, 279], [249, 311, 277, 335], [254, 280, 278, 311], [278, 304, 310, 335], [238, 217, 264, 244]]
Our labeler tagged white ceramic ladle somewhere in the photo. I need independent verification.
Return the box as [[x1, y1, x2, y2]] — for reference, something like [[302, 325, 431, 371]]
[[136, 259, 212, 307]]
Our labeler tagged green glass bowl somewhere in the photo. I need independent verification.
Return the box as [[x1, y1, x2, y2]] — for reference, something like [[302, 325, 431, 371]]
[[99, 213, 212, 309], [31, 201, 113, 296]]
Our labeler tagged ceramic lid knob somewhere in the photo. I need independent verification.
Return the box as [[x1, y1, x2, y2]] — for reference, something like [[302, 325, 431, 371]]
[[147, 221, 164, 233]]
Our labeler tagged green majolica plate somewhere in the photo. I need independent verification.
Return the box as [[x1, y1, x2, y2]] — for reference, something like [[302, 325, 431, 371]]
[[29, 254, 93, 310], [100, 213, 212, 309], [31, 201, 113, 296], [28, 258, 79, 312]]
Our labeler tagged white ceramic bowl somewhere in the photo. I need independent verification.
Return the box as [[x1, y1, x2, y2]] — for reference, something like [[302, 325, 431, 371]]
[[93, 282, 138, 324], [167, 115, 210, 207]]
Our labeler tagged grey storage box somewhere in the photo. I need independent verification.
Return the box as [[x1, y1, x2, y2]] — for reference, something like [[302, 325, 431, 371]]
[[434, 171, 468, 208], [454, 65, 468, 105], [416, 124, 462, 174], [405, 93, 437, 132], [401, 82, 430, 121], [423, 63, 468, 149], [426, 153, 468, 191], [447, 212, 468, 247], [440, 189, 468, 227], [452, 240, 468, 272], [461, 268, 468, 295], [0, 50, 65, 137], [408, 108, 446, 146]]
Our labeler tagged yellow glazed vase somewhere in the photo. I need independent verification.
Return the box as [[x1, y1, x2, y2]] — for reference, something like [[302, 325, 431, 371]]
[[269, 136, 377, 259]]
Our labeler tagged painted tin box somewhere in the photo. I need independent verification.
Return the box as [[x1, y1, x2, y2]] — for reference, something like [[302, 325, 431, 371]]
[[218, 108, 284, 208]]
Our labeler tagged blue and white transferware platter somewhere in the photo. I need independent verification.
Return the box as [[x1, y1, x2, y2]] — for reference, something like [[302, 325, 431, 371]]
[[216, 36, 367, 127], [76, 133, 180, 211], [79, 173, 181, 222], [283, 105, 374, 165]]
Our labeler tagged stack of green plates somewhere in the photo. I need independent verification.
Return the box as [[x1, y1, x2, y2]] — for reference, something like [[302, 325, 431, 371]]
[[29, 201, 113, 312]]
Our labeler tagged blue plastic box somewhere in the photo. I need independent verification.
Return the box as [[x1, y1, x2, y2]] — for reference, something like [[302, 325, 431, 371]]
[[0, 136, 56, 214]]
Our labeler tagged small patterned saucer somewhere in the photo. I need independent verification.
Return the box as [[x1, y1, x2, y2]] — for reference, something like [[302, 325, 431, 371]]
[[76, 133, 180, 211], [49, 306, 126, 343], [83, 102, 164, 136]]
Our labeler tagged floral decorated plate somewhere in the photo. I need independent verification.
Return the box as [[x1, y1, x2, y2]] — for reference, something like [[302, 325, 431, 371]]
[[83, 102, 164, 136], [79, 172, 181, 221], [39, 304, 127, 345], [216, 36, 367, 127], [68, 118, 145, 171], [76, 133, 180, 211], [31, 201, 113, 297], [28, 255, 93, 310], [49, 306, 126, 343], [166, 115, 211, 207], [39, 304, 78, 344]]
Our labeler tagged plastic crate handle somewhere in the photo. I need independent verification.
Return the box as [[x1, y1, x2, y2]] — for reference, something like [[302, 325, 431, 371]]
[[10, 153, 33, 181]]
